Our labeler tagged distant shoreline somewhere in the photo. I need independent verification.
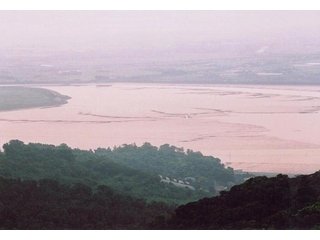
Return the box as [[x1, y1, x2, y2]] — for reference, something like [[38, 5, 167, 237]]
[[1, 81, 320, 87]]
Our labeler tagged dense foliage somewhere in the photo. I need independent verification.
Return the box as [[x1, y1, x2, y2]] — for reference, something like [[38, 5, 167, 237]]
[[95, 143, 249, 192], [168, 172, 320, 229], [1, 140, 320, 229], [0, 140, 244, 204], [1, 171, 320, 229], [0, 177, 172, 229]]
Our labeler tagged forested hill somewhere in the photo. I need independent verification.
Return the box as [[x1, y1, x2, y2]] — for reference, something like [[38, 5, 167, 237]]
[[1, 141, 320, 229], [2, 169, 320, 229], [168, 172, 320, 229], [0, 177, 173, 229], [0, 140, 248, 204], [95, 143, 250, 192]]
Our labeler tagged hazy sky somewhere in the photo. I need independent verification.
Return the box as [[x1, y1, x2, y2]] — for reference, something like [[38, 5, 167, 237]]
[[1, 11, 320, 57]]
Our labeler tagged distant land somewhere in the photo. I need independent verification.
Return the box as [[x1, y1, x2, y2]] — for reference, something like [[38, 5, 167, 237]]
[[0, 86, 70, 112], [1, 52, 320, 85]]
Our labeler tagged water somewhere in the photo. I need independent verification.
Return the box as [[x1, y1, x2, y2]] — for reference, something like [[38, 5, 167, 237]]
[[1, 83, 320, 174]]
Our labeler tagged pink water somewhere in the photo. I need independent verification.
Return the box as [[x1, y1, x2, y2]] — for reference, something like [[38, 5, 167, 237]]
[[1, 83, 320, 174]]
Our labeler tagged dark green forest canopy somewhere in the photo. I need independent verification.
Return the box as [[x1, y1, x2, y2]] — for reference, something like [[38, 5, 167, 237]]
[[0, 141, 320, 230], [2, 171, 320, 229], [169, 172, 320, 230], [0, 177, 173, 229], [95, 143, 249, 190], [0, 140, 249, 204], [0, 86, 70, 111]]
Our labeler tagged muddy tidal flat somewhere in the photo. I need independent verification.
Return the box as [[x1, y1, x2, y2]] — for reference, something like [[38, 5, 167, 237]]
[[1, 83, 320, 174]]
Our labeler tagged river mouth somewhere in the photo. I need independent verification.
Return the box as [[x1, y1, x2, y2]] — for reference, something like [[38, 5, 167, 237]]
[[1, 83, 320, 175]]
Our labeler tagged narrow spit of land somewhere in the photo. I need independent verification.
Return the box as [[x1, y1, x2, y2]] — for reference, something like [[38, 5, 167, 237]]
[[0, 86, 70, 112]]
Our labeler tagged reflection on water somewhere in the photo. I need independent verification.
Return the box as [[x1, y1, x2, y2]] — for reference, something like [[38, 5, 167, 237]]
[[1, 83, 320, 174]]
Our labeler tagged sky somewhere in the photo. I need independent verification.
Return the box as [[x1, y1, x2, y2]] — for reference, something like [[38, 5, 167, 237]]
[[0, 11, 320, 58]]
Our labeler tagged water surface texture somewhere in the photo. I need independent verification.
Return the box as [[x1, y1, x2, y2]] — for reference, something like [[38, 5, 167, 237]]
[[1, 84, 320, 174]]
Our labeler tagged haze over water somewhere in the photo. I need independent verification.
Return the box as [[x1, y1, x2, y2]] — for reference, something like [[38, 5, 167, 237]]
[[1, 83, 320, 174]]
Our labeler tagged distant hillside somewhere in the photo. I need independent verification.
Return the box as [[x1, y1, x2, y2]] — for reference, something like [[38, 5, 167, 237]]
[[168, 172, 320, 229], [0, 140, 248, 204]]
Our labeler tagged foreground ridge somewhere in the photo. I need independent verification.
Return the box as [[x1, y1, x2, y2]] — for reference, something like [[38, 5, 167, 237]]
[[168, 171, 320, 229]]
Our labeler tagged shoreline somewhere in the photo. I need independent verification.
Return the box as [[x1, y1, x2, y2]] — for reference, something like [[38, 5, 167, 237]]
[[1, 81, 320, 87]]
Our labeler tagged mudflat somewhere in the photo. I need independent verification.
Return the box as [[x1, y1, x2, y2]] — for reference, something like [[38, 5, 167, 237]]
[[1, 83, 320, 174]]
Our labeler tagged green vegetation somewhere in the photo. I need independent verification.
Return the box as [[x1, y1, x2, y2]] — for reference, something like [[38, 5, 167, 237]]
[[1, 140, 320, 229], [0, 177, 173, 229], [168, 172, 320, 229], [95, 143, 248, 192], [0, 86, 70, 111], [0, 140, 245, 204], [2, 168, 320, 229]]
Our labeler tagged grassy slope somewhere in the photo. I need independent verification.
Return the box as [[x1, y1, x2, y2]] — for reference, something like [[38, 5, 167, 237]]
[[0, 86, 70, 111]]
